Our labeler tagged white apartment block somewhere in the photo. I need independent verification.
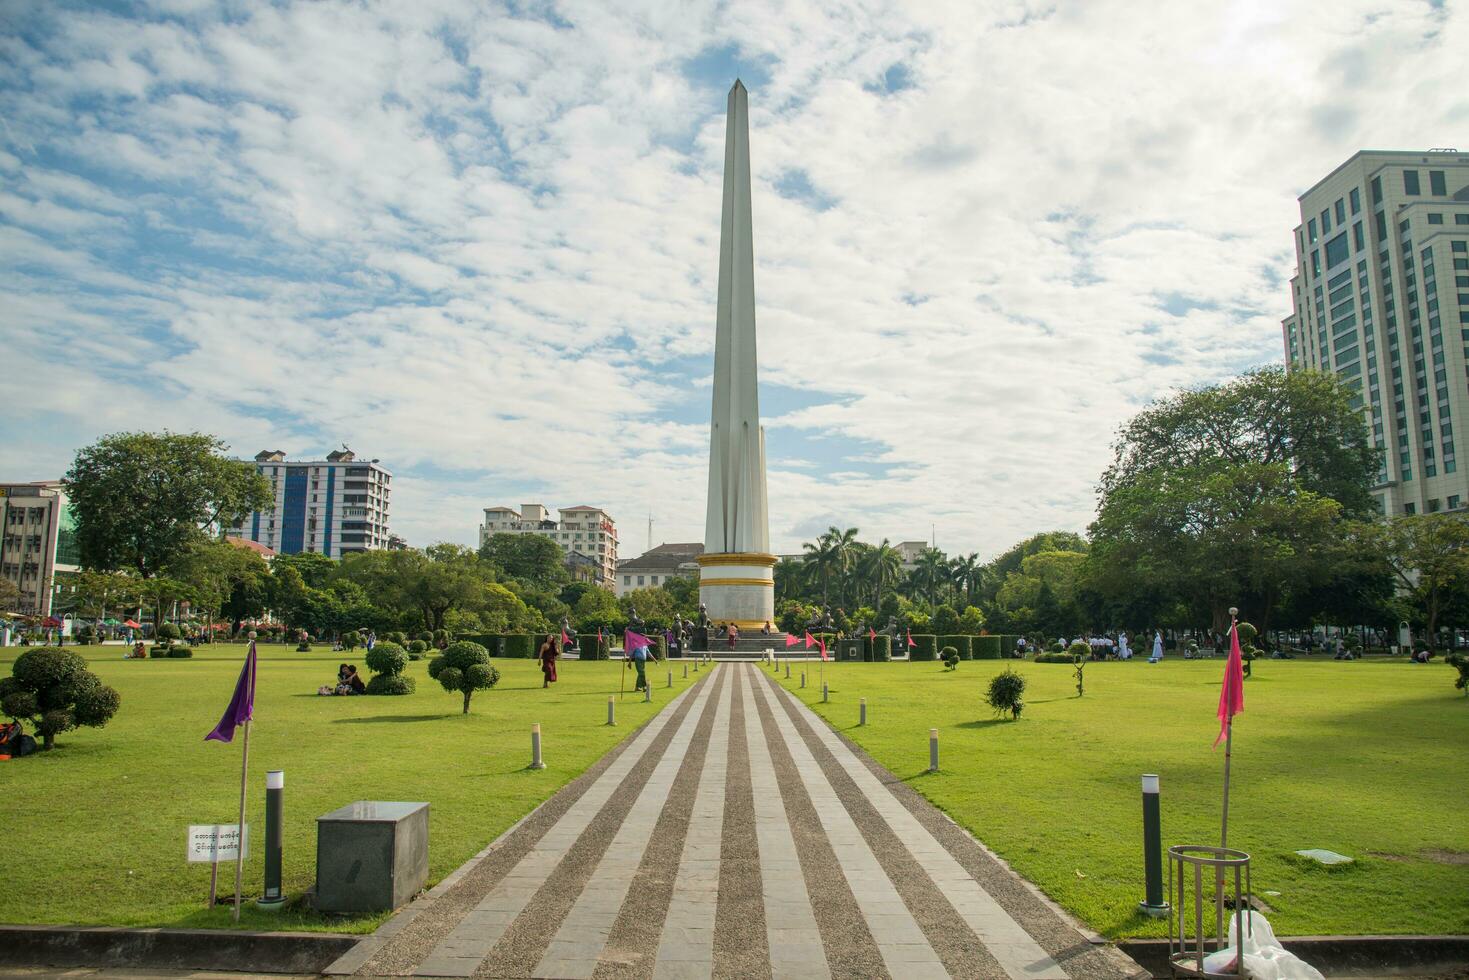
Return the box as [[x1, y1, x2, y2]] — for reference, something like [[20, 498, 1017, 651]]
[[479, 503, 618, 586], [1283, 150, 1469, 517], [230, 449, 393, 556], [0, 481, 79, 618]]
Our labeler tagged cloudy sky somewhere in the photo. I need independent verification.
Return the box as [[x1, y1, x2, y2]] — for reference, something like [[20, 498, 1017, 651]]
[[1, 0, 1462, 559]]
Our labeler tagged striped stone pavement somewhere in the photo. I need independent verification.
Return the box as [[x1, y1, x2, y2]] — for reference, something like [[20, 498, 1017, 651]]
[[328, 664, 1144, 980]]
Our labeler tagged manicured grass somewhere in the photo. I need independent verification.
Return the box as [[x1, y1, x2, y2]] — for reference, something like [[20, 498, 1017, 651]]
[[768, 657, 1469, 939], [1, 643, 702, 932]]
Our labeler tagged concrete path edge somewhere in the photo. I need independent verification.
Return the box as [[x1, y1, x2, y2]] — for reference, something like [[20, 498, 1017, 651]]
[[0, 924, 356, 974]]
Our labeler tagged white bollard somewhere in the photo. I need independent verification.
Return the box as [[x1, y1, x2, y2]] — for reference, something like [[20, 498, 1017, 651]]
[[929, 728, 938, 773], [607, 697, 616, 726], [859, 698, 867, 726], [531, 723, 546, 770], [785, 662, 791, 679], [800, 671, 806, 688], [822, 681, 829, 703], [684, 663, 688, 679], [643, 682, 651, 703]]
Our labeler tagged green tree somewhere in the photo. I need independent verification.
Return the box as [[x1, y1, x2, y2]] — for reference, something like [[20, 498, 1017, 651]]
[[429, 641, 500, 713], [479, 534, 569, 589], [336, 545, 496, 632], [62, 432, 271, 577], [910, 547, 949, 608], [620, 587, 676, 628], [271, 551, 337, 589], [1375, 514, 1469, 652], [1, 648, 121, 750], [572, 586, 623, 632], [1088, 369, 1374, 633], [860, 539, 903, 609]]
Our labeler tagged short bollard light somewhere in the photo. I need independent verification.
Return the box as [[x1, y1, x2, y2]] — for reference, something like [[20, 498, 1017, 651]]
[[607, 697, 616, 726], [643, 682, 652, 703], [785, 662, 791, 679], [929, 729, 939, 773], [684, 663, 689, 679], [530, 724, 545, 770], [859, 698, 867, 726], [800, 672, 806, 688], [667, 670, 672, 688], [1139, 773, 1169, 917], [257, 769, 285, 910], [822, 682, 829, 703]]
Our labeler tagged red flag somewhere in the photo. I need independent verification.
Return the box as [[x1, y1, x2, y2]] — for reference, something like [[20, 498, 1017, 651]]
[[818, 637, 829, 661], [1215, 623, 1245, 746], [804, 631, 816, 649], [906, 629, 916, 648], [561, 628, 572, 648], [785, 633, 801, 648], [868, 627, 876, 640]]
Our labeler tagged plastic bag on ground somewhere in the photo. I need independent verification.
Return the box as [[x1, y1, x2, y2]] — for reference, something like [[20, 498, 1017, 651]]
[[1201, 911, 1324, 980]]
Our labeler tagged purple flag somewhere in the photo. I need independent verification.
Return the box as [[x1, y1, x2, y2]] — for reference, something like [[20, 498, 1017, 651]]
[[204, 640, 256, 743], [624, 629, 654, 654]]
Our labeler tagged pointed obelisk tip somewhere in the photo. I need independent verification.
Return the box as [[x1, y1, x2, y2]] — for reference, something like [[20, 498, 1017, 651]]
[[731, 78, 745, 93]]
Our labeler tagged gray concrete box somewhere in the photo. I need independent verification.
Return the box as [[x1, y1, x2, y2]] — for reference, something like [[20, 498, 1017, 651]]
[[315, 801, 429, 914]]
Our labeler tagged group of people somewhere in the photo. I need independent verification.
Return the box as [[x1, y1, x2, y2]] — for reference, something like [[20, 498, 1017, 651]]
[[318, 664, 367, 696]]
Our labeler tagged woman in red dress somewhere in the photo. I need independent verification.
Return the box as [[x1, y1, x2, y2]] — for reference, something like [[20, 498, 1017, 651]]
[[538, 635, 559, 688]]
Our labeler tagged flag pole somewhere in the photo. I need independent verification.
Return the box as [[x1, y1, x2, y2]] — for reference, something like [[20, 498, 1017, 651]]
[[1221, 607, 1237, 849], [232, 717, 250, 922]]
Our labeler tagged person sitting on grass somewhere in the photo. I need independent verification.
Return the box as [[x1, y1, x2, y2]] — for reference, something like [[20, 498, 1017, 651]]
[[347, 664, 366, 694]]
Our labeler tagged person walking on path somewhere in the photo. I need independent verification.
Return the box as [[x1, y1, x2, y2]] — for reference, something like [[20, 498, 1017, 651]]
[[626, 631, 658, 692], [538, 635, 560, 688]]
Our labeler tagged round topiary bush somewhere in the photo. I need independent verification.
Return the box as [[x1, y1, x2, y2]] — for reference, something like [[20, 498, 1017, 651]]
[[1067, 640, 1090, 660], [0, 648, 121, 750], [432, 628, 448, 647], [156, 623, 181, 642], [430, 641, 500, 714], [366, 642, 408, 677], [1047, 640, 1066, 653], [408, 639, 428, 654], [365, 673, 415, 696], [941, 646, 960, 671], [342, 631, 360, 651], [1034, 651, 1073, 663], [986, 668, 1027, 720], [417, 631, 433, 643]]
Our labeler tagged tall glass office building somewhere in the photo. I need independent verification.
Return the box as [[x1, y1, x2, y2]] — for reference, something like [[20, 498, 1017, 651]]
[[1283, 150, 1469, 517], [230, 448, 393, 556]]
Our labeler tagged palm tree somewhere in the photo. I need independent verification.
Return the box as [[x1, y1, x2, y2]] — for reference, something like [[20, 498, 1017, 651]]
[[862, 539, 903, 609], [912, 547, 949, 609], [826, 526, 860, 608], [802, 532, 840, 608], [955, 553, 981, 607], [774, 558, 808, 602]]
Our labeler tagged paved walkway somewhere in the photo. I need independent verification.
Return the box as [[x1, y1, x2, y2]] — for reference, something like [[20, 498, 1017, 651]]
[[328, 664, 1143, 980]]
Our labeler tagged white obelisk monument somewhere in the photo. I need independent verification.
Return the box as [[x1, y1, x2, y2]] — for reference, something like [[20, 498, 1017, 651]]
[[699, 79, 775, 631]]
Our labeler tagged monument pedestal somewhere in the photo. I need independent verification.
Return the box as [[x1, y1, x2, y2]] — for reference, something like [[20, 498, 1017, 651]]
[[698, 552, 776, 631]]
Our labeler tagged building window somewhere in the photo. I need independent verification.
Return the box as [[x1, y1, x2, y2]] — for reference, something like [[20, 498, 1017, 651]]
[[1404, 502, 1416, 514], [1457, 215, 1469, 225], [637, 576, 644, 586], [1404, 170, 1421, 196], [1350, 187, 1361, 214], [651, 576, 659, 585], [1353, 221, 1364, 252], [1428, 498, 1441, 513], [623, 575, 630, 585], [1320, 208, 1331, 234], [1450, 495, 1462, 509], [1308, 218, 1317, 243], [1430, 171, 1446, 196], [1429, 213, 1444, 225], [1324, 232, 1349, 269]]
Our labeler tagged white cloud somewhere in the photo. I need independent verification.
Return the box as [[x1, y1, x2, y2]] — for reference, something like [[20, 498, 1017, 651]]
[[0, 0, 1461, 559]]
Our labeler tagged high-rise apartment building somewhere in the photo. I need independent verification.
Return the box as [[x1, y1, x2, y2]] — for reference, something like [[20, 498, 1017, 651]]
[[229, 449, 393, 556], [1282, 150, 1469, 517], [0, 481, 80, 617], [479, 504, 618, 586]]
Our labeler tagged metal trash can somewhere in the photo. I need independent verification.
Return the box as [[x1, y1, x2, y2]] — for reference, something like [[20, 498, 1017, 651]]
[[315, 801, 429, 914], [1167, 844, 1252, 978]]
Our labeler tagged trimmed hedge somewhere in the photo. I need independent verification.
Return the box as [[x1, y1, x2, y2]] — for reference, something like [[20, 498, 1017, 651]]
[[503, 634, 535, 659], [995, 634, 1023, 657], [911, 634, 938, 662], [578, 632, 611, 660], [1035, 652, 1075, 663], [167, 648, 193, 659], [838, 638, 864, 662], [941, 635, 972, 661], [870, 635, 891, 662], [973, 635, 1002, 659]]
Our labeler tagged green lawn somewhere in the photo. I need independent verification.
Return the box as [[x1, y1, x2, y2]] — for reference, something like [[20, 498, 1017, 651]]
[[1, 642, 702, 933], [769, 656, 1469, 939]]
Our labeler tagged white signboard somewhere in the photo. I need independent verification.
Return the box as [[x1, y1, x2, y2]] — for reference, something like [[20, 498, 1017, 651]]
[[187, 824, 248, 863]]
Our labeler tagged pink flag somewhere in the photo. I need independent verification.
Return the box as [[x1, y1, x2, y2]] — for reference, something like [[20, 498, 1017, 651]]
[[906, 629, 916, 648], [785, 633, 801, 648], [625, 629, 654, 654], [804, 631, 816, 649], [561, 628, 572, 648], [1215, 623, 1246, 746], [868, 627, 877, 640], [818, 637, 829, 661]]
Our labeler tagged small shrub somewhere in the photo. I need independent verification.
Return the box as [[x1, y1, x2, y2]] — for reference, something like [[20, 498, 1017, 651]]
[[1047, 640, 1066, 653], [365, 673, 415, 696], [430, 641, 500, 713], [432, 628, 448, 647], [409, 652, 423, 661], [1448, 654, 1469, 697], [941, 646, 960, 671], [296, 641, 311, 652], [1034, 652, 1072, 663], [342, 631, 360, 651], [986, 668, 1026, 720], [417, 631, 433, 643], [408, 639, 428, 654], [1067, 640, 1090, 660], [0, 648, 121, 750], [167, 648, 193, 659], [149, 645, 169, 658], [156, 623, 181, 642], [366, 642, 408, 677]]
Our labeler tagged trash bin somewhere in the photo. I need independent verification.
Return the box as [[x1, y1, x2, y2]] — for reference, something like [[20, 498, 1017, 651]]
[[315, 801, 429, 913]]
